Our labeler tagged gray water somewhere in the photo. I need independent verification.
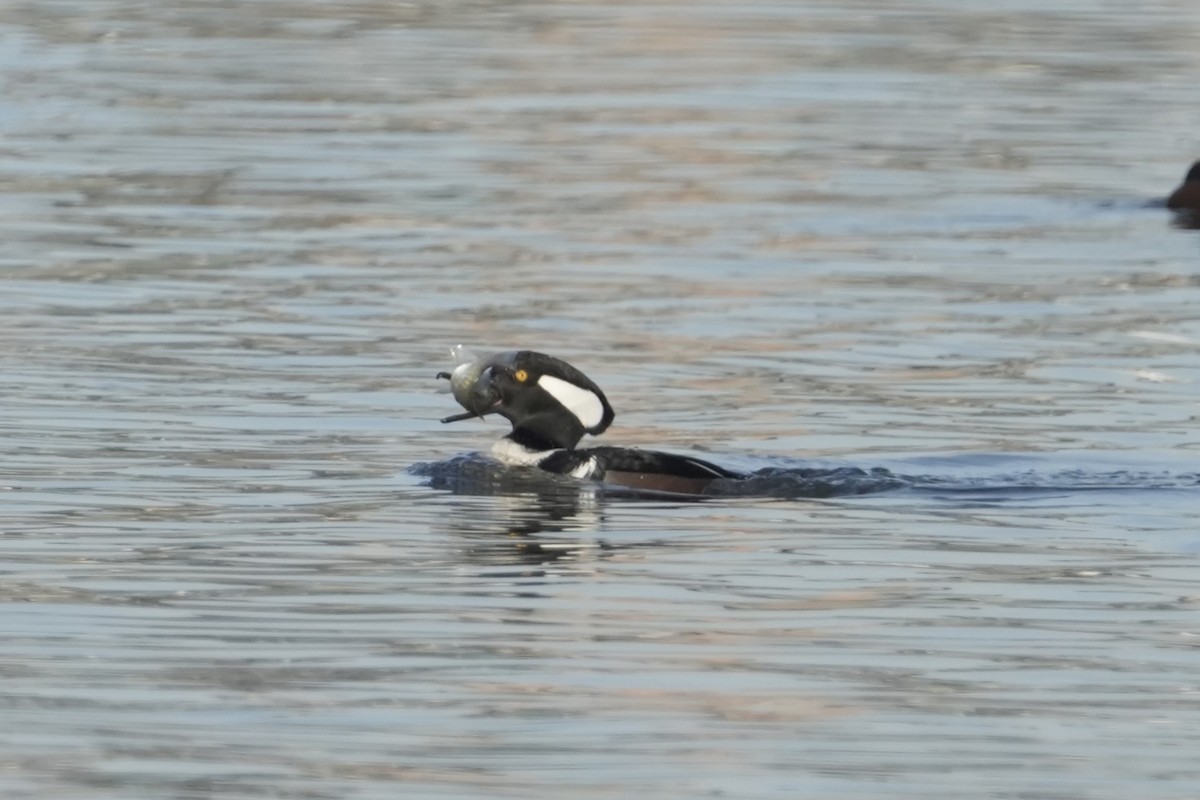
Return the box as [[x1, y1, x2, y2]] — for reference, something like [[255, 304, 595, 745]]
[[3, 1, 1200, 798]]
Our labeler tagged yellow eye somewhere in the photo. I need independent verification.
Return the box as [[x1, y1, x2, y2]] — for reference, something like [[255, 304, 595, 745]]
[[514, 369, 528, 383]]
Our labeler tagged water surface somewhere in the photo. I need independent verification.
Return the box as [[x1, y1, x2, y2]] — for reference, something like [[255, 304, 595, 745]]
[[2, 1, 1200, 798]]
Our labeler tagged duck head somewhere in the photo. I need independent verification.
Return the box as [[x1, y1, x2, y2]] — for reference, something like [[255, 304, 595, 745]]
[[437, 349, 614, 451]]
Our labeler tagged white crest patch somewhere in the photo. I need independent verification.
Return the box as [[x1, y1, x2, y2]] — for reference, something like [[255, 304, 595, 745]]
[[537, 374, 605, 430]]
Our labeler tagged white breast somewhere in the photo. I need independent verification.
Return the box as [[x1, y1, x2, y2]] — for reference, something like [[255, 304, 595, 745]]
[[490, 438, 557, 466]]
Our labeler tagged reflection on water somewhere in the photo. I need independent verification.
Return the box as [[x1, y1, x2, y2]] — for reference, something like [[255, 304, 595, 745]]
[[3, 0, 1200, 798]]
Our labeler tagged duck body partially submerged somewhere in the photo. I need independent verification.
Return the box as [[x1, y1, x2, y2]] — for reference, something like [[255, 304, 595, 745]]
[[436, 348, 745, 496]]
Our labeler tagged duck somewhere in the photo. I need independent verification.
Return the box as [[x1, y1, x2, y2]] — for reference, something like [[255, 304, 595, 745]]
[[436, 349, 745, 495]]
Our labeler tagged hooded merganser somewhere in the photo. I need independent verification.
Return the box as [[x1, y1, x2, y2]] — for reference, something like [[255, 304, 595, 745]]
[[436, 349, 745, 495], [1166, 161, 1200, 212]]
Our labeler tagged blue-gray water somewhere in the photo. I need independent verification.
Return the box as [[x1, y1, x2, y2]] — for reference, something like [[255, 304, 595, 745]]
[[3, 1, 1200, 798]]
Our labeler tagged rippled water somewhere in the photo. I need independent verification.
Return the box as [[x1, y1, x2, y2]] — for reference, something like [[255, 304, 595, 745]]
[[3, 1, 1200, 798]]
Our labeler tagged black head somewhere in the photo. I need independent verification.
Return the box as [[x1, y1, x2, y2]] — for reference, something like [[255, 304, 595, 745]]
[[1185, 161, 1200, 184], [437, 350, 615, 451]]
